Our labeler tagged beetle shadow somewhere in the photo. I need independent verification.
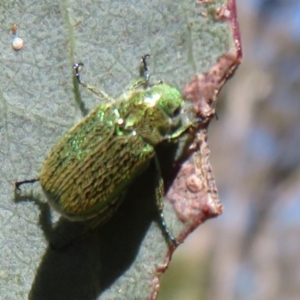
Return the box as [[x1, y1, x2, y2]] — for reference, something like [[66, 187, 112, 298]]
[[15, 168, 159, 300]]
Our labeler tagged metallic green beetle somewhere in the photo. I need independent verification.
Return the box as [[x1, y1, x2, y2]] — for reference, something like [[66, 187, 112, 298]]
[[16, 55, 196, 245]]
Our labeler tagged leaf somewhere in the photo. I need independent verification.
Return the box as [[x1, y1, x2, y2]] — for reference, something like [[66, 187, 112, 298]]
[[0, 0, 241, 299]]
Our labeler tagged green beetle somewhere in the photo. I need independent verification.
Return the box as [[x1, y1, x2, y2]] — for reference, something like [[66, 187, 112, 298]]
[[16, 55, 197, 245]]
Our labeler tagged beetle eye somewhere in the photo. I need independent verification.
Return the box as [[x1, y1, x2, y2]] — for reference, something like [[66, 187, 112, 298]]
[[173, 107, 181, 117]]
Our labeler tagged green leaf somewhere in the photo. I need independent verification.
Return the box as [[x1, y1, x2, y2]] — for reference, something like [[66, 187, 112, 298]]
[[0, 0, 241, 299]]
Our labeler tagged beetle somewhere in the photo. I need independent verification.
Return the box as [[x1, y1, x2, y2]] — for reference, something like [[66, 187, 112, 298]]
[[15, 55, 197, 245]]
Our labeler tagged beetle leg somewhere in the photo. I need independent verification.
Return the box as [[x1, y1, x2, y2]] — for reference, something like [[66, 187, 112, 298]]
[[153, 155, 178, 246], [15, 178, 40, 190], [139, 54, 150, 82], [73, 62, 113, 103], [126, 54, 151, 91], [168, 119, 199, 142]]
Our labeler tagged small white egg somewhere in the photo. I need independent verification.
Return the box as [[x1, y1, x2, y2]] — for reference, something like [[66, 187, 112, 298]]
[[12, 37, 24, 51]]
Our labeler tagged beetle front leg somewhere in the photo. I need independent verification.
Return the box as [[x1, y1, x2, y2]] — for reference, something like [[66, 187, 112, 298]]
[[73, 62, 113, 103], [126, 54, 151, 91]]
